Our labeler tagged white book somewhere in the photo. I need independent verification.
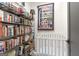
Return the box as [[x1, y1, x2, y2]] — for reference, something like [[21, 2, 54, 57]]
[[0, 10, 4, 21], [8, 25, 14, 36]]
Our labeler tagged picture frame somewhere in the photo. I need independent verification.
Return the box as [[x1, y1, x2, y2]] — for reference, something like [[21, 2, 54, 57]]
[[38, 3, 54, 30]]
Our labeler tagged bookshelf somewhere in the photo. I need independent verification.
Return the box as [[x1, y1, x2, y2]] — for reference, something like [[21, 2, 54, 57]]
[[0, 2, 34, 56]]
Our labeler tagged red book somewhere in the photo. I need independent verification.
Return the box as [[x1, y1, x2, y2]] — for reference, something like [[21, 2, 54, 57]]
[[0, 16, 3, 38], [8, 14, 10, 23]]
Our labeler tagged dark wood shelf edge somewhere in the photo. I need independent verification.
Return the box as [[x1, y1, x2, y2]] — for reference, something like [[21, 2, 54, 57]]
[[0, 33, 31, 41], [0, 21, 32, 27]]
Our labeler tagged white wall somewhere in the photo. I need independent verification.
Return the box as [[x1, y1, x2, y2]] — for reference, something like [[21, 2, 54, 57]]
[[24, 2, 31, 13], [29, 2, 68, 40], [25, 2, 68, 56]]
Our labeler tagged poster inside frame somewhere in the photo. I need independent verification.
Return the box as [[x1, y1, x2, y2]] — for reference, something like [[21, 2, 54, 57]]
[[38, 3, 54, 30]]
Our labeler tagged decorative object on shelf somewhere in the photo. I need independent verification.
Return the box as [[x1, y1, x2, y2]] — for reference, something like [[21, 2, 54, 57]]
[[38, 3, 54, 30], [29, 9, 35, 20], [17, 7, 24, 15]]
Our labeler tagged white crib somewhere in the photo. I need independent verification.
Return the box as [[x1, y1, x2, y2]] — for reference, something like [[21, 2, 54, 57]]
[[32, 33, 69, 56]]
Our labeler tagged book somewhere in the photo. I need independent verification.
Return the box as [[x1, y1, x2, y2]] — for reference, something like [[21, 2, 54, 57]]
[[15, 37, 19, 46], [0, 10, 4, 21], [4, 11, 8, 22], [14, 25, 20, 35], [14, 15, 17, 23], [0, 10, 4, 38], [20, 18, 24, 24], [2, 25, 8, 37], [25, 27, 32, 34], [7, 13, 14, 23], [6, 40, 10, 51], [9, 40, 12, 50], [8, 25, 14, 37], [20, 36, 24, 45], [0, 41, 6, 53], [11, 39, 15, 48], [20, 26, 24, 35], [18, 46, 23, 55], [0, 24, 3, 38]]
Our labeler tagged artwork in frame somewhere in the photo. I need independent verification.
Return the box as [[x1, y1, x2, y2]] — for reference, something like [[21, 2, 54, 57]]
[[38, 3, 54, 30]]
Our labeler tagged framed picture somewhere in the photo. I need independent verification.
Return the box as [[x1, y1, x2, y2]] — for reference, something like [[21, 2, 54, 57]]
[[38, 3, 54, 30]]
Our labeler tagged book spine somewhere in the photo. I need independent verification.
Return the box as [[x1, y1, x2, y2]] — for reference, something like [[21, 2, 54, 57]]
[[0, 41, 6, 53]]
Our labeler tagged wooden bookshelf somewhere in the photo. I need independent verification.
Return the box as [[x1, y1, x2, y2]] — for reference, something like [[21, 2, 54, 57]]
[[0, 2, 34, 56]]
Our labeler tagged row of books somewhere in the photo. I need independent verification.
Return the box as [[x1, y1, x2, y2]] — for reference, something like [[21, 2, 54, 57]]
[[0, 36, 24, 54], [0, 10, 25, 23], [24, 19, 32, 26], [0, 2, 25, 15], [0, 24, 25, 38]]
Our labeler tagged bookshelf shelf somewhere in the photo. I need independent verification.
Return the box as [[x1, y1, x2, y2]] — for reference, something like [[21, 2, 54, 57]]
[[0, 33, 30, 41], [0, 21, 32, 27]]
